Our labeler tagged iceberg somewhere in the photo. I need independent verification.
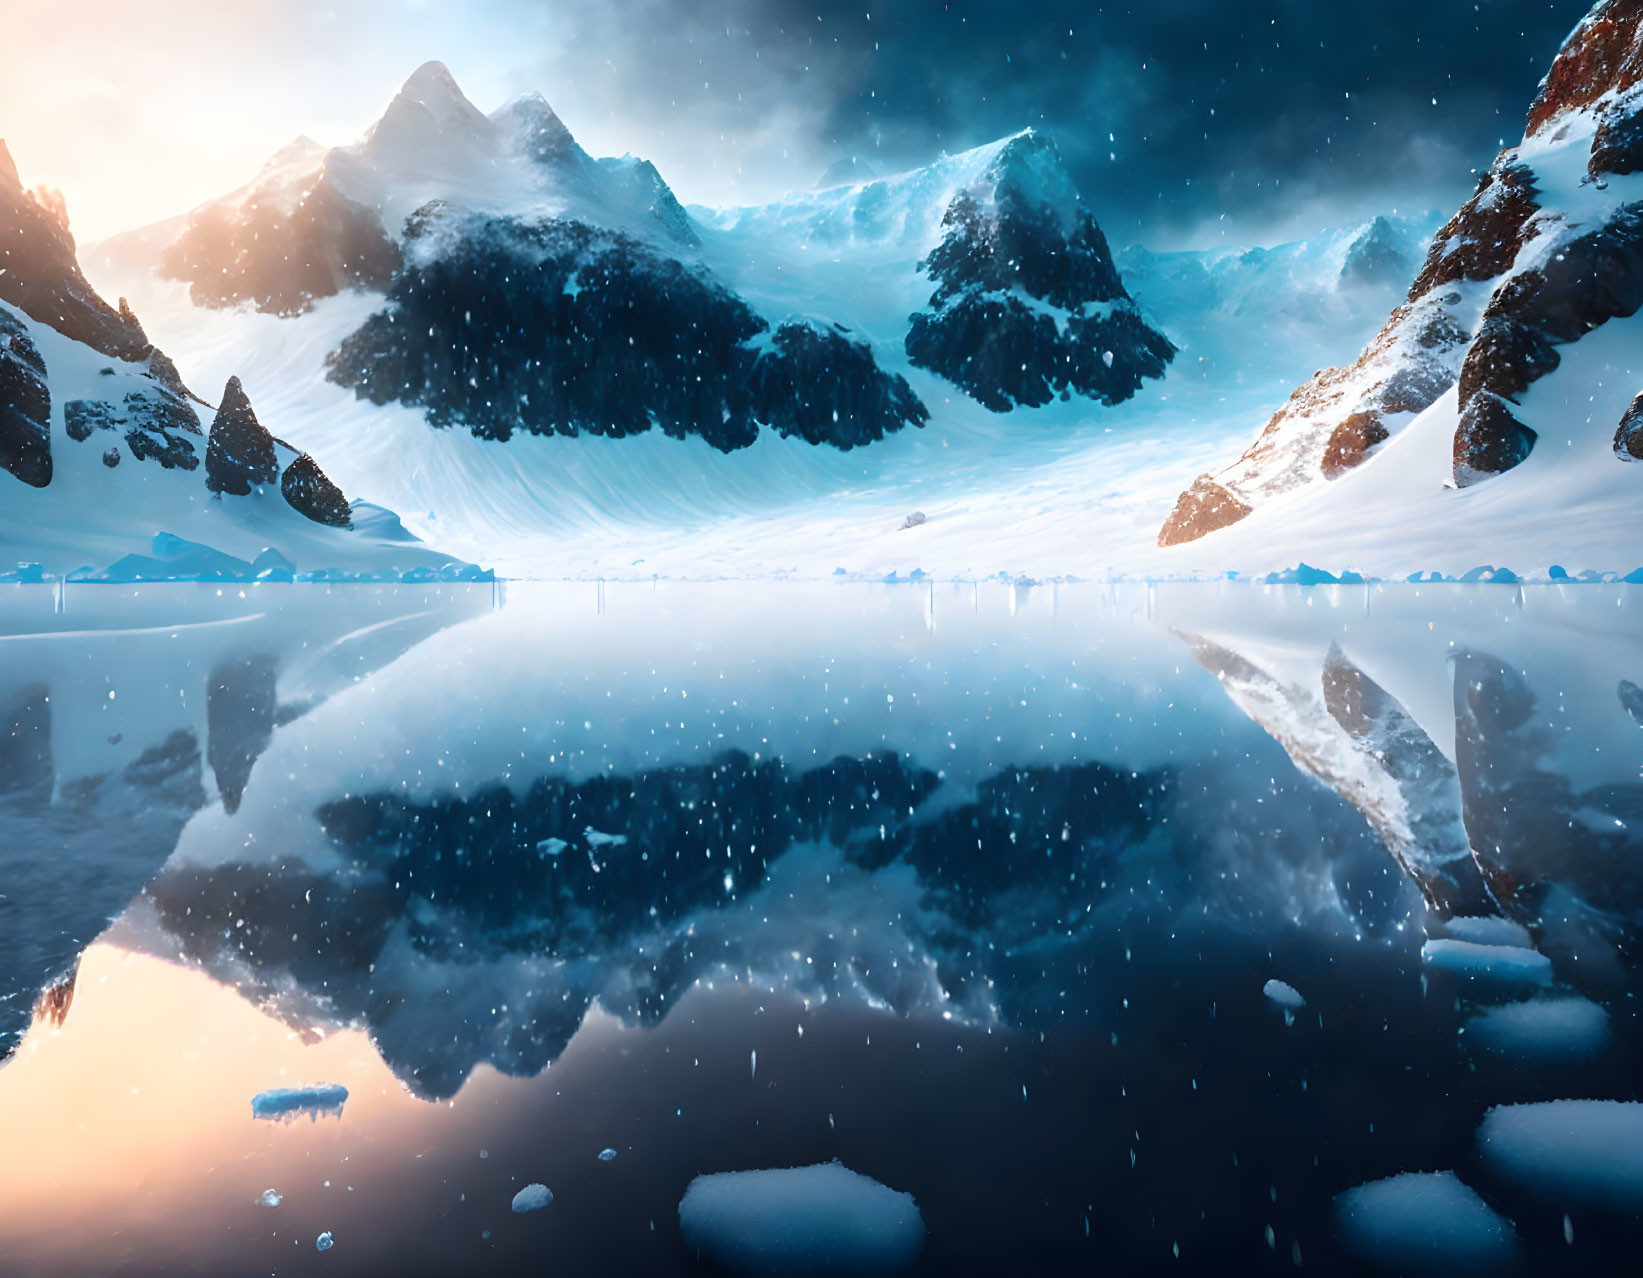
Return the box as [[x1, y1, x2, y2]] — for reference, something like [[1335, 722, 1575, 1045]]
[[1478, 1101, 1643, 1209], [1419, 939, 1551, 987], [512, 1183, 553, 1213], [1463, 997, 1609, 1062], [1334, 1171, 1517, 1275], [678, 1162, 924, 1275], [250, 1083, 349, 1123]]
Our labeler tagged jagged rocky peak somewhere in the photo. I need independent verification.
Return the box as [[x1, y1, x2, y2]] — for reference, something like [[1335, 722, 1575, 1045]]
[[491, 92, 582, 167], [0, 138, 150, 361], [906, 130, 1174, 412], [1339, 216, 1415, 288], [364, 60, 499, 162], [1525, 0, 1643, 138], [205, 376, 279, 496], [1158, 0, 1643, 547]]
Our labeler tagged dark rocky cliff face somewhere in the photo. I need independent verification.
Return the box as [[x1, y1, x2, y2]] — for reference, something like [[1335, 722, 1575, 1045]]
[[905, 134, 1174, 412], [0, 308, 51, 487], [0, 141, 150, 362], [326, 205, 926, 452]]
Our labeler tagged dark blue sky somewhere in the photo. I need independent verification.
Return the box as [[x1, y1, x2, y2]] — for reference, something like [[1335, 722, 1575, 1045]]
[[619, 0, 1588, 243]]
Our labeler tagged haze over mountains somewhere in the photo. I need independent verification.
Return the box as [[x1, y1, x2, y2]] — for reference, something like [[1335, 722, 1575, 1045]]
[[9, 2, 1632, 580]]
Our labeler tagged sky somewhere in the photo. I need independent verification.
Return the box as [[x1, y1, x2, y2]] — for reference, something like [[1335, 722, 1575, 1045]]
[[2, 0, 1591, 249]]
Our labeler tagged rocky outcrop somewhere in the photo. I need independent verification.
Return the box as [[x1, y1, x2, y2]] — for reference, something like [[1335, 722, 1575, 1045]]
[[1524, 0, 1643, 136], [905, 133, 1174, 411], [64, 372, 203, 472], [1615, 391, 1643, 458], [0, 139, 150, 361], [326, 205, 926, 452], [280, 452, 352, 527], [0, 307, 51, 487], [204, 376, 279, 495], [1157, 476, 1252, 547], [1157, 290, 1473, 544]]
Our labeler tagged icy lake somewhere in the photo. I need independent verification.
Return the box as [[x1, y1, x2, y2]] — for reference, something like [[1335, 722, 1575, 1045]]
[[0, 580, 1639, 1275]]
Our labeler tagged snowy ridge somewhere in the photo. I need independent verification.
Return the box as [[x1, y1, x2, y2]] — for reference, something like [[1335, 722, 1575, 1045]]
[[1153, 0, 1643, 574]]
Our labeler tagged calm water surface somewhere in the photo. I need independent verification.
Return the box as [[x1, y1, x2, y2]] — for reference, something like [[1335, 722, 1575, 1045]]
[[0, 581, 1639, 1276]]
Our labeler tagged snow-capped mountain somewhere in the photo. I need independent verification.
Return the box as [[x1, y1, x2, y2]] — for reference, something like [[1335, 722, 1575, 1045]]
[[86, 65, 1186, 575], [1, 139, 482, 581], [1157, 0, 1643, 566]]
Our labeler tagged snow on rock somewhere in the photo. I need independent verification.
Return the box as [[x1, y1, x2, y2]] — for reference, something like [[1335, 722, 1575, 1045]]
[[1478, 1100, 1643, 1209], [1444, 916, 1533, 948], [1419, 939, 1553, 987], [1178, 635, 1491, 915], [1333, 1171, 1518, 1275], [1156, 0, 1643, 569], [250, 1082, 349, 1122], [677, 1162, 924, 1275], [0, 143, 480, 581], [1463, 996, 1610, 1061], [904, 131, 1174, 412], [511, 1183, 553, 1213]]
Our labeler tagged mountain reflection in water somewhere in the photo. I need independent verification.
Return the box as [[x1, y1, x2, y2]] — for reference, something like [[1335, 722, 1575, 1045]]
[[0, 581, 1638, 1276]]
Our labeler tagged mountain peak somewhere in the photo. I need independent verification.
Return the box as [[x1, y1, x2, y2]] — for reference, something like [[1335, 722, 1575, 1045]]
[[491, 92, 582, 167], [366, 61, 495, 161], [1526, 0, 1643, 137], [399, 61, 471, 115]]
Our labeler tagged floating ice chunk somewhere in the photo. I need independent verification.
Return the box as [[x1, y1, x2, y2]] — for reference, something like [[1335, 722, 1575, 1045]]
[[259, 1189, 283, 1208], [1464, 997, 1609, 1062], [512, 1183, 554, 1213], [1263, 979, 1305, 1025], [1419, 940, 1551, 987], [1444, 916, 1532, 948], [315, 1231, 334, 1252], [1478, 1101, 1643, 1209], [584, 828, 628, 849], [678, 1161, 924, 1275], [598, 1147, 618, 1162], [1334, 1171, 1517, 1275], [251, 1083, 349, 1123], [536, 837, 568, 857]]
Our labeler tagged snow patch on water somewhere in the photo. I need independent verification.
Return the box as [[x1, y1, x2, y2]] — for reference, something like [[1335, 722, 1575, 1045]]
[[678, 1161, 924, 1274]]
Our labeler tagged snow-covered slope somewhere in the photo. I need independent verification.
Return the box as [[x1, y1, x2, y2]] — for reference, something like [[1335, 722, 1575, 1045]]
[[1152, 0, 1643, 577], [1, 139, 483, 582], [87, 63, 1443, 580]]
